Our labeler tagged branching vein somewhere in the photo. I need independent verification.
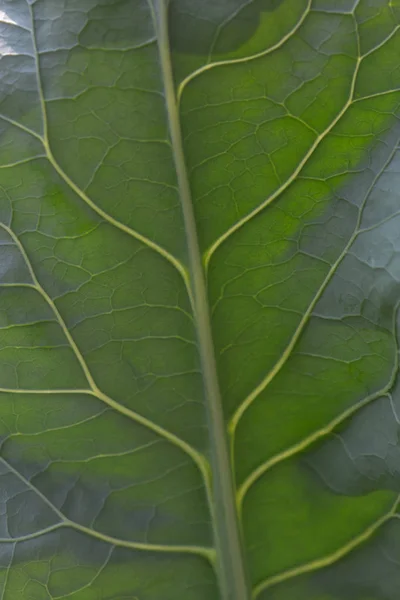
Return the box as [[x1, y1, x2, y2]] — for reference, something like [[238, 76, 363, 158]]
[[0, 457, 215, 561], [177, 0, 312, 103], [229, 137, 400, 436]]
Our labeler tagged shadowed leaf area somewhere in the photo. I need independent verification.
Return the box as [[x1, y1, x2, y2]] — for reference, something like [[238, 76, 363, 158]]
[[1, 0, 400, 598], [169, 0, 285, 55]]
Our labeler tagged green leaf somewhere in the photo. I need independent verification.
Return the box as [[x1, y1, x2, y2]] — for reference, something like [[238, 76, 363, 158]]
[[1, 0, 400, 598]]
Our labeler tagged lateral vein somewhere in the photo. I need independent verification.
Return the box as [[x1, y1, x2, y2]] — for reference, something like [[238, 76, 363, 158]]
[[0, 223, 210, 494], [177, 0, 312, 103], [43, 142, 193, 305], [1, 9, 192, 305], [67, 521, 216, 562], [0, 119, 192, 306], [0, 457, 214, 560], [204, 38, 363, 268], [253, 494, 400, 598], [229, 138, 400, 435], [237, 325, 399, 508]]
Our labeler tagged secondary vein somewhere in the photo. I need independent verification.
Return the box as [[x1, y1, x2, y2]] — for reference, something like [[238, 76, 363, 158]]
[[177, 0, 312, 103], [203, 14, 363, 270], [0, 223, 210, 499], [253, 493, 400, 598], [229, 135, 400, 437], [0, 456, 214, 560]]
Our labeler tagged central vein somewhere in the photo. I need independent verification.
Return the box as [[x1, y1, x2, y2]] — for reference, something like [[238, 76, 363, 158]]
[[152, 1, 251, 599]]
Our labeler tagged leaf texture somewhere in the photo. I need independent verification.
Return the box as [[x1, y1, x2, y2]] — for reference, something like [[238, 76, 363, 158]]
[[1, 0, 400, 598]]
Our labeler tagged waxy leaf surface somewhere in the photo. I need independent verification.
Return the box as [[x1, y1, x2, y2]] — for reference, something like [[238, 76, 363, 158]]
[[1, 0, 400, 598]]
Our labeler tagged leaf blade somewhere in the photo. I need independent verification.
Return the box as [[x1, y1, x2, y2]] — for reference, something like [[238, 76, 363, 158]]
[[2, 1, 400, 598]]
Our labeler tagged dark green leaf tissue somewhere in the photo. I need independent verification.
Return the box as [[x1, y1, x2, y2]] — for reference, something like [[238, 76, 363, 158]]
[[0, 1, 399, 598]]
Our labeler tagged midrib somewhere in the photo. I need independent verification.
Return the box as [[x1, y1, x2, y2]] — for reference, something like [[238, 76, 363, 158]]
[[152, 1, 251, 599]]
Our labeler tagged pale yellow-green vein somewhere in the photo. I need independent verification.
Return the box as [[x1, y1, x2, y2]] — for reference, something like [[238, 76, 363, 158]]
[[177, 0, 312, 103], [203, 49, 363, 269], [0, 224, 211, 497], [229, 135, 400, 436], [253, 494, 400, 598], [237, 340, 398, 510], [0, 457, 214, 561]]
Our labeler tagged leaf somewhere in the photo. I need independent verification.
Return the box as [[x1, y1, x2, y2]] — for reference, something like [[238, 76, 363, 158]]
[[1, 0, 400, 598]]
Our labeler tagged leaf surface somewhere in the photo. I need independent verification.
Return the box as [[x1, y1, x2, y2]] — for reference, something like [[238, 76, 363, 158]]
[[1, 0, 400, 598]]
